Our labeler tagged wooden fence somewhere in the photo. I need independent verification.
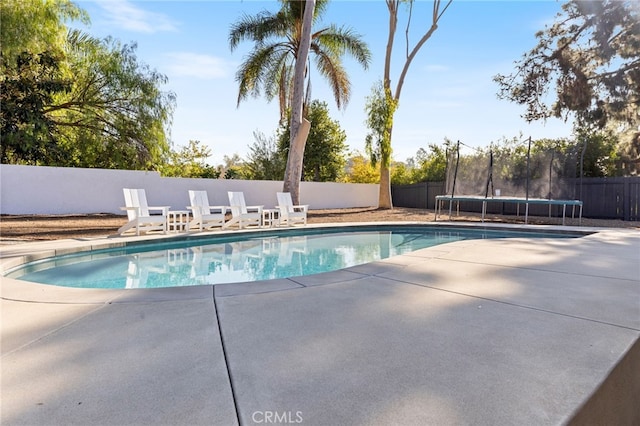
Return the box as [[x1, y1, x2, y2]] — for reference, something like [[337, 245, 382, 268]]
[[392, 177, 640, 221], [392, 182, 446, 210]]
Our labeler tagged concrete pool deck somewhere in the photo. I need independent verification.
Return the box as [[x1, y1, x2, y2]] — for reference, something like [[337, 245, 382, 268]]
[[1, 222, 639, 425]]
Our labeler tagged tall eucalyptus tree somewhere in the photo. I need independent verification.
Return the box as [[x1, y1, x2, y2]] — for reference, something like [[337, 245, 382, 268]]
[[368, 0, 452, 209]]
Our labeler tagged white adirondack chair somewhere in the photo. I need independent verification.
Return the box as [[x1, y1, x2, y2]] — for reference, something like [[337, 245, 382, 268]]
[[187, 190, 227, 231], [276, 192, 308, 226], [224, 191, 263, 229], [118, 188, 169, 236]]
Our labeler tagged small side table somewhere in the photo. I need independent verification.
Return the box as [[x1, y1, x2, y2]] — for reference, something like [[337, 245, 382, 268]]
[[167, 210, 190, 232], [262, 209, 280, 228]]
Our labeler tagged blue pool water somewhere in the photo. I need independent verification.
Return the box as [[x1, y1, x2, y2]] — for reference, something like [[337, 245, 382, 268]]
[[6, 226, 580, 289]]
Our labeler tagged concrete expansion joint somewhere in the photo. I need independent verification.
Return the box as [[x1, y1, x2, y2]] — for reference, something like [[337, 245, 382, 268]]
[[286, 277, 308, 288], [212, 286, 241, 425], [1, 302, 107, 358], [288, 272, 371, 288], [0, 296, 114, 306]]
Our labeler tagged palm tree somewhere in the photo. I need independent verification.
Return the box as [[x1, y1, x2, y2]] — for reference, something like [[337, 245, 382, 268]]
[[230, 0, 370, 203], [229, 0, 371, 124]]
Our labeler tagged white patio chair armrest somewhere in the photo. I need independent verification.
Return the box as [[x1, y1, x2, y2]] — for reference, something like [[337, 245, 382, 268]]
[[148, 206, 170, 215], [207, 205, 227, 214], [246, 205, 263, 213], [121, 206, 141, 215], [293, 204, 309, 212]]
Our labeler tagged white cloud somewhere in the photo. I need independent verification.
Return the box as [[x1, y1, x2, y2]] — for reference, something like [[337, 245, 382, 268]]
[[165, 52, 233, 79], [95, 0, 178, 33]]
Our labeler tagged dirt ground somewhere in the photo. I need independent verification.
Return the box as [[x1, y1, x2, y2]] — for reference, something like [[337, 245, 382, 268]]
[[1, 207, 637, 244]]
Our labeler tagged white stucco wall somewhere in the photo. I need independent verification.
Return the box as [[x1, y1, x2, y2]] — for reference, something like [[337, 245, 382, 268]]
[[0, 164, 379, 215]]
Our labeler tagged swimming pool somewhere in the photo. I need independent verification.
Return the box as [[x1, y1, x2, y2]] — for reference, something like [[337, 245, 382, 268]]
[[5, 225, 582, 289]]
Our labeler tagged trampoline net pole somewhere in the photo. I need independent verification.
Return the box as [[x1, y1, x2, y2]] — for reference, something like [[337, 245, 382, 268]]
[[484, 148, 493, 198], [548, 149, 554, 217], [451, 140, 460, 197], [580, 138, 587, 201], [449, 141, 461, 218], [526, 136, 531, 202]]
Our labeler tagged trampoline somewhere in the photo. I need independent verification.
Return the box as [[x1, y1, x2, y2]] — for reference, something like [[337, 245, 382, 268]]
[[437, 137, 586, 225], [435, 195, 583, 225]]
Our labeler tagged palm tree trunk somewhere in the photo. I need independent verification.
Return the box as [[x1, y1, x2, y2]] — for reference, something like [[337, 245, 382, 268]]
[[283, 0, 315, 205], [283, 117, 311, 194]]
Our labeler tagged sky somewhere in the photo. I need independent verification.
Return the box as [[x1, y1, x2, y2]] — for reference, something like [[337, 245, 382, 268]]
[[73, 0, 574, 165]]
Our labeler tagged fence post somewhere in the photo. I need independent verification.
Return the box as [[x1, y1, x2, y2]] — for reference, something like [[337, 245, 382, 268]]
[[624, 179, 630, 221]]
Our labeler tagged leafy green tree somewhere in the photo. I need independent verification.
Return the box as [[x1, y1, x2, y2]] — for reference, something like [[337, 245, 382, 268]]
[[278, 100, 348, 182], [390, 161, 413, 185], [245, 131, 286, 180], [0, 0, 87, 63], [412, 144, 449, 182], [494, 0, 639, 130], [160, 140, 220, 178], [390, 143, 450, 185], [229, 0, 371, 203], [218, 153, 247, 179], [1, 0, 175, 169], [0, 51, 70, 164], [615, 125, 640, 175], [365, 81, 397, 181], [47, 34, 175, 169], [1, 0, 81, 164], [342, 153, 379, 184], [575, 130, 622, 177]]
